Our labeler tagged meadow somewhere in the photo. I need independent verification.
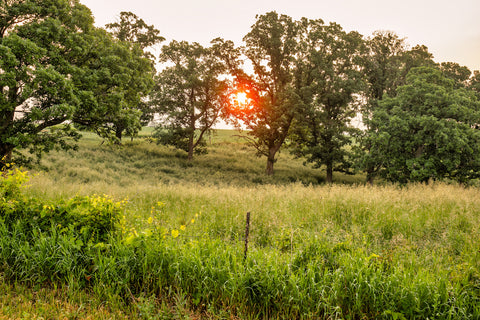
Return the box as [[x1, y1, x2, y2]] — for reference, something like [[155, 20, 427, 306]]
[[0, 129, 479, 319]]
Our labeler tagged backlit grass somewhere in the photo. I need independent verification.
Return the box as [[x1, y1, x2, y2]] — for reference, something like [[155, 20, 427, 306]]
[[32, 129, 363, 188]]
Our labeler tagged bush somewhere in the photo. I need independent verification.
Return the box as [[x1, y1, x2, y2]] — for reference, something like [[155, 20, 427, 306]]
[[0, 168, 124, 245]]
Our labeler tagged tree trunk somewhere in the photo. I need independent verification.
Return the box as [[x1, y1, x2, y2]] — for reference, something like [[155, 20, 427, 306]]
[[115, 125, 123, 143], [326, 163, 333, 184], [366, 169, 375, 185], [187, 133, 194, 161], [266, 148, 276, 176]]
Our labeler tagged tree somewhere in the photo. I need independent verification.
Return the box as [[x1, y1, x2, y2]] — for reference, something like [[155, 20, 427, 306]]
[[354, 31, 408, 183], [364, 67, 480, 184], [402, 44, 436, 77], [106, 11, 164, 51], [152, 41, 229, 160], [106, 12, 164, 141], [217, 12, 302, 175], [0, 0, 92, 164], [357, 31, 435, 183], [363, 31, 407, 102], [0, 0, 156, 166], [438, 62, 471, 88], [71, 28, 156, 144], [290, 20, 365, 184]]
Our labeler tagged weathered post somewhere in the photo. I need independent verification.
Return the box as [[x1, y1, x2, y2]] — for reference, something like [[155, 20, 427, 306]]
[[243, 212, 251, 264]]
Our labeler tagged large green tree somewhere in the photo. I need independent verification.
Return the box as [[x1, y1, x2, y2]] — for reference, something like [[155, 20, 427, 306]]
[[217, 12, 302, 175], [106, 11, 164, 141], [290, 20, 365, 184], [152, 41, 229, 160], [357, 31, 435, 183], [364, 67, 480, 184], [0, 0, 155, 165], [0, 0, 91, 164], [71, 28, 156, 143]]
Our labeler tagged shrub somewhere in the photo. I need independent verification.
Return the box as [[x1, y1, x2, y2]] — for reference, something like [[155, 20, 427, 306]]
[[0, 168, 124, 245]]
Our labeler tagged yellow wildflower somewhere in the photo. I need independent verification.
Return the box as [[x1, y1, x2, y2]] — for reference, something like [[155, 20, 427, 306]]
[[171, 229, 179, 238], [180, 225, 186, 231], [367, 253, 380, 261]]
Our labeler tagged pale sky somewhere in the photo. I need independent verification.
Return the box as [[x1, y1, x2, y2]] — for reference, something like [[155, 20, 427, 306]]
[[80, 0, 480, 71]]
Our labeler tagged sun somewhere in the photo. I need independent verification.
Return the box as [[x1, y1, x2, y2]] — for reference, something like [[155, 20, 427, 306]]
[[234, 91, 248, 105]]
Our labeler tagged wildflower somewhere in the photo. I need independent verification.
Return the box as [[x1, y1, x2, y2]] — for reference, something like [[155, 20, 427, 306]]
[[171, 229, 179, 238], [190, 219, 195, 224], [367, 253, 380, 261], [180, 225, 186, 231], [147, 217, 153, 224]]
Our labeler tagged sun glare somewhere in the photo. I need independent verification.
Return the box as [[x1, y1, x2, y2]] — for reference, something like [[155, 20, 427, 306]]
[[235, 91, 248, 105]]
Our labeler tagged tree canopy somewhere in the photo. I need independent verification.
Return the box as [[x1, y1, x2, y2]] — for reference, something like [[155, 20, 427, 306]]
[[0, 1, 157, 165], [291, 19, 365, 183], [363, 67, 480, 183], [356, 31, 436, 183], [216, 12, 303, 175], [152, 40, 229, 160], [105, 11, 163, 141], [0, 0, 91, 164]]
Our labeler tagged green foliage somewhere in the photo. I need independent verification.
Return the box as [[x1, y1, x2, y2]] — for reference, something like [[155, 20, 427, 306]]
[[361, 67, 480, 183], [105, 11, 164, 141], [0, 167, 29, 200], [0, 168, 123, 244], [439, 61, 472, 88], [154, 127, 208, 156], [106, 11, 164, 51], [470, 70, 480, 99], [356, 32, 436, 183], [72, 27, 156, 144], [153, 41, 229, 160], [215, 12, 303, 175], [0, 0, 86, 165], [291, 20, 365, 183], [0, 0, 156, 164]]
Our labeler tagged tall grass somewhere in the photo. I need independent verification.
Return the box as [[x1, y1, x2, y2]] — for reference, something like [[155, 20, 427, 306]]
[[33, 129, 363, 188], [1, 130, 479, 319]]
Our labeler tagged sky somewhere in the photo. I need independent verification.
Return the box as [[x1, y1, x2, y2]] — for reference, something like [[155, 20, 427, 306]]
[[79, 0, 480, 71]]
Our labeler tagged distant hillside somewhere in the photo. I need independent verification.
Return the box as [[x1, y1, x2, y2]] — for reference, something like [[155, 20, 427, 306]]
[[29, 128, 365, 189]]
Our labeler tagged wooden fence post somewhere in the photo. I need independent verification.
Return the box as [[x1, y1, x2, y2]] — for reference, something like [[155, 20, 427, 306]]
[[243, 211, 251, 264]]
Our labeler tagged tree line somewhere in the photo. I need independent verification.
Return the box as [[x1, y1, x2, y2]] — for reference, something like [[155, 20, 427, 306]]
[[2, 1, 480, 184]]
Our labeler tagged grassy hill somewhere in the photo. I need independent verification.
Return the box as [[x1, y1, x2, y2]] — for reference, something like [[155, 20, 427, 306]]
[[30, 128, 364, 190]]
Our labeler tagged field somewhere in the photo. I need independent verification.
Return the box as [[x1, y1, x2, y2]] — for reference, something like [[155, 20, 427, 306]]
[[1, 129, 479, 319]]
